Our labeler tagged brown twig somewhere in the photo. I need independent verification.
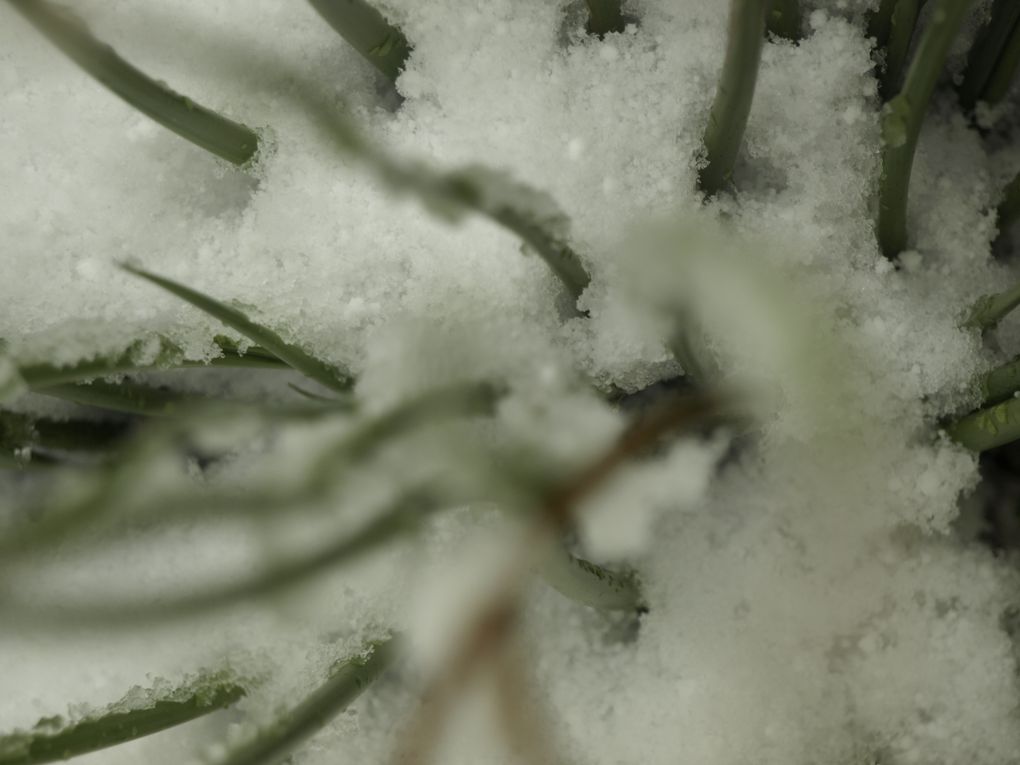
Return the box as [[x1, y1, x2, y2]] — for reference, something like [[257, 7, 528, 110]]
[[391, 390, 723, 764]]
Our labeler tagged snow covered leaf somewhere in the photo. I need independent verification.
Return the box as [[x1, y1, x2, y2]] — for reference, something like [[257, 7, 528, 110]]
[[0, 671, 247, 765]]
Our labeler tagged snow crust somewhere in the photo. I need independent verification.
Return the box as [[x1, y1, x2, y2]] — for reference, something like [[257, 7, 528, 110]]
[[3, 0, 1020, 763]]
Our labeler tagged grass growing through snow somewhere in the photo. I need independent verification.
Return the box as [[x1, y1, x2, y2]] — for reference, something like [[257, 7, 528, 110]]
[[5, 0, 1020, 763]]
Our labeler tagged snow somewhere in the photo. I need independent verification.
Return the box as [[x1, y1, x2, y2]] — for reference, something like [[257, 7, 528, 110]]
[[2, 0, 1020, 763]]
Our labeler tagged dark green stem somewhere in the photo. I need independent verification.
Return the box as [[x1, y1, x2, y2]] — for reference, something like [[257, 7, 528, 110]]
[[584, 0, 626, 36], [998, 170, 1020, 235], [876, 0, 971, 259], [1, 410, 129, 454], [867, 0, 898, 50], [5, 0, 259, 165], [218, 639, 394, 765], [306, 0, 410, 82], [766, 0, 801, 41], [958, 0, 1020, 109], [698, 0, 768, 197], [881, 0, 921, 98], [0, 674, 246, 765], [980, 16, 1020, 105]]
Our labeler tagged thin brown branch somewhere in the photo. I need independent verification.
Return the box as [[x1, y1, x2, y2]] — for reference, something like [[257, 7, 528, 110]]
[[391, 390, 723, 765]]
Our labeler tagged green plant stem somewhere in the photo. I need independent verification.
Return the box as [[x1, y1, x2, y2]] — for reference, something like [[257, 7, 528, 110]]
[[540, 548, 645, 612], [484, 205, 591, 305], [980, 16, 1020, 105], [978, 355, 1020, 405], [584, 0, 626, 36], [876, 0, 971, 259], [5, 0, 259, 165], [290, 83, 592, 309], [1, 410, 129, 454], [38, 380, 198, 417], [881, 0, 921, 98], [0, 674, 246, 765], [123, 265, 353, 394], [947, 396, 1020, 451], [766, 0, 801, 41], [698, 0, 768, 197], [958, 0, 1020, 109], [218, 639, 395, 765], [306, 0, 410, 82], [868, 0, 898, 50], [998, 170, 1020, 234]]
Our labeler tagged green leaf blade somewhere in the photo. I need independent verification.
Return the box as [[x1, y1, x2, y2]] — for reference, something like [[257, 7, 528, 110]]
[[6, 0, 259, 166], [122, 265, 352, 394], [0, 673, 247, 765]]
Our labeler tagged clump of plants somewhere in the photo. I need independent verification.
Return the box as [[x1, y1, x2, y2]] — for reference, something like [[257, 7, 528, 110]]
[[4, 0, 1020, 763]]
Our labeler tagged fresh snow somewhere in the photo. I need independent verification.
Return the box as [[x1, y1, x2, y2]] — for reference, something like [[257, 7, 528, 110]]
[[2, 0, 1020, 763]]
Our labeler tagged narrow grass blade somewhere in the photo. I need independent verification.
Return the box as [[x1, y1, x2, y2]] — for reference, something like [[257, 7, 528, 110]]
[[958, 0, 1020, 109], [979, 16, 1020, 106], [880, 0, 921, 98], [963, 280, 1020, 331], [5, 0, 259, 165], [217, 639, 395, 765], [698, 0, 768, 197], [306, 0, 410, 83], [947, 397, 1020, 451], [584, 0, 626, 36], [766, 0, 802, 41], [387, 164, 592, 307], [38, 379, 199, 417], [122, 264, 353, 393], [462, 178, 591, 304], [20, 341, 287, 391], [540, 547, 645, 612], [867, 0, 899, 51], [0, 672, 246, 765], [877, 0, 971, 259]]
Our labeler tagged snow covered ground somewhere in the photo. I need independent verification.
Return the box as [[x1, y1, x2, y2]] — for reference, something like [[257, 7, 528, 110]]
[[3, 1, 1020, 763]]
